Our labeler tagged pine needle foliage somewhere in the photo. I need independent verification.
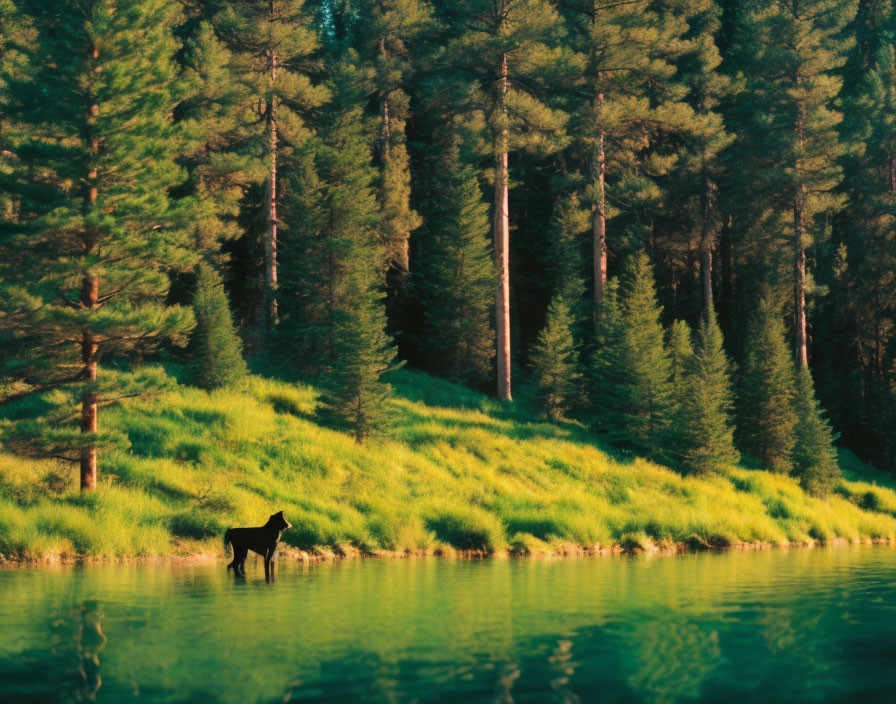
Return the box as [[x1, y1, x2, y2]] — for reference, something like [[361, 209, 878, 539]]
[[737, 296, 798, 473], [675, 307, 739, 476], [668, 320, 695, 393], [0, 0, 195, 487], [188, 264, 248, 390], [593, 253, 674, 459], [279, 56, 399, 442], [530, 296, 582, 420], [417, 137, 495, 386], [793, 365, 840, 496]]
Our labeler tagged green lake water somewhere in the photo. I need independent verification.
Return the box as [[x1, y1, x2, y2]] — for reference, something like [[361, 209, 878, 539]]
[[2, 546, 896, 703]]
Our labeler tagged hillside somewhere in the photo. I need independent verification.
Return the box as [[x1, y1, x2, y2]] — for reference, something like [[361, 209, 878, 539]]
[[1, 369, 896, 562]]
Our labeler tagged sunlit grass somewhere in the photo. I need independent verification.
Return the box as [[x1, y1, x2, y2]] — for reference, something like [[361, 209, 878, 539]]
[[2, 368, 896, 560]]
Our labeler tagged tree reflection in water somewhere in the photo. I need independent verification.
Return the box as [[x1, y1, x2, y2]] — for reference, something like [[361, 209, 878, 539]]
[[51, 600, 107, 702]]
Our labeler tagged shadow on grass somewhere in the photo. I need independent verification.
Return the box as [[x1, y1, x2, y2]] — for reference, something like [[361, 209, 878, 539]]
[[386, 392, 631, 466]]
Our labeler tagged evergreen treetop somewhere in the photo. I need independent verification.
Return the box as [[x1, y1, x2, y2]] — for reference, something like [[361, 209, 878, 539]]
[[594, 253, 675, 459], [676, 306, 739, 475], [530, 295, 583, 420], [188, 263, 248, 391], [737, 296, 798, 473], [793, 365, 840, 495]]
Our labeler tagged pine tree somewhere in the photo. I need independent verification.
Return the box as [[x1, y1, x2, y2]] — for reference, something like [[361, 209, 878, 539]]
[[667, 1, 733, 316], [177, 19, 256, 259], [835, 11, 896, 469], [737, 0, 855, 367], [530, 296, 582, 420], [675, 307, 739, 475], [417, 135, 494, 386], [0, 2, 36, 397], [441, 0, 569, 401], [329, 287, 400, 443], [188, 264, 248, 390], [590, 276, 623, 429], [279, 56, 399, 441], [561, 1, 718, 320], [546, 193, 589, 336], [668, 320, 695, 393], [667, 318, 695, 463], [793, 365, 840, 495], [362, 1, 430, 274], [738, 296, 798, 473], [212, 0, 328, 344], [0, 0, 194, 490], [594, 253, 674, 458]]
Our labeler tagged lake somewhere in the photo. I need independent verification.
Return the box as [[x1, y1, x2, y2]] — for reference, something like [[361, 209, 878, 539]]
[[1, 546, 895, 703]]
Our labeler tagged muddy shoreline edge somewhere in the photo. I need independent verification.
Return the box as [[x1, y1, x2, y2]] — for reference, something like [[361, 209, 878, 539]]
[[2, 536, 894, 568]]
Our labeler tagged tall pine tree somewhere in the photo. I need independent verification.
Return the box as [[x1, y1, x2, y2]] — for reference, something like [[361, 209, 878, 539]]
[[363, 0, 429, 276], [560, 0, 717, 321], [212, 0, 328, 346], [279, 56, 398, 441], [0, 0, 194, 490], [417, 134, 495, 386], [736, 0, 855, 367], [834, 8, 896, 468], [440, 0, 569, 401], [177, 18, 257, 260]]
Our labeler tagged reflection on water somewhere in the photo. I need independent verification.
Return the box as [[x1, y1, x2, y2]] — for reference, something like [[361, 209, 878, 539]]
[[51, 601, 107, 702], [1, 546, 896, 702]]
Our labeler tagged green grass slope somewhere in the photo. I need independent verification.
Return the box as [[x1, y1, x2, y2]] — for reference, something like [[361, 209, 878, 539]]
[[2, 369, 896, 561]]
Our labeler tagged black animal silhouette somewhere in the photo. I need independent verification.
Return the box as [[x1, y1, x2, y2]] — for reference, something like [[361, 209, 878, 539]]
[[225, 511, 292, 582]]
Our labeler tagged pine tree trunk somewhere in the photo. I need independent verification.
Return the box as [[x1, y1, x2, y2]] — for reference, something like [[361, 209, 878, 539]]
[[719, 212, 734, 335], [263, 42, 279, 340], [794, 100, 808, 368], [593, 94, 607, 324], [700, 173, 713, 313], [889, 153, 895, 193], [381, 95, 391, 160], [794, 192, 808, 368], [494, 51, 512, 402], [379, 37, 392, 163], [80, 42, 100, 493], [80, 275, 98, 492]]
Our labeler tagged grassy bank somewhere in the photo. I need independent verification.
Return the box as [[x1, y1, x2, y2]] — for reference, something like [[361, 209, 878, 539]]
[[2, 369, 896, 562]]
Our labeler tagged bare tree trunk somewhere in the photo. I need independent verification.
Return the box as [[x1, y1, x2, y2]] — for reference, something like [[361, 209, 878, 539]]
[[593, 94, 607, 325], [495, 51, 512, 402], [263, 37, 279, 340]]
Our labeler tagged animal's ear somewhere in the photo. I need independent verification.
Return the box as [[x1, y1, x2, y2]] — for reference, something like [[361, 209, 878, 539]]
[[276, 510, 284, 517]]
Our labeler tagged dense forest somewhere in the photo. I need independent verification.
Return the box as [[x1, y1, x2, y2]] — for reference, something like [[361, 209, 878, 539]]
[[0, 0, 894, 495]]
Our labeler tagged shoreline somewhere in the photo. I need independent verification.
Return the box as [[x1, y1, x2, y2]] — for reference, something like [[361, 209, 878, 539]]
[[2, 535, 892, 568]]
